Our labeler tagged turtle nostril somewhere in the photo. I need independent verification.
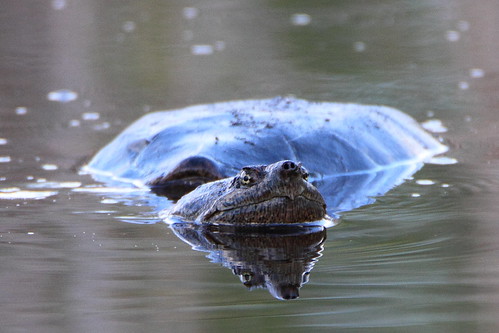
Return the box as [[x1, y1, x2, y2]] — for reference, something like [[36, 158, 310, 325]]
[[283, 161, 297, 171]]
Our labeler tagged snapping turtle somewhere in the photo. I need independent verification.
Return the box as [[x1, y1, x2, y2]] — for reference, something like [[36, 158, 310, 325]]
[[84, 97, 447, 222], [166, 160, 327, 224]]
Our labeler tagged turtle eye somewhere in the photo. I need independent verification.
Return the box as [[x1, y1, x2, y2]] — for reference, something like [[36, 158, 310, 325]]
[[242, 272, 252, 282], [302, 172, 309, 181], [240, 173, 252, 185]]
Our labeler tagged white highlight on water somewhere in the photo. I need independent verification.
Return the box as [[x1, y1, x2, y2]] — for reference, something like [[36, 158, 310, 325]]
[[47, 89, 78, 103], [42, 164, 58, 171], [416, 179, 435, 186], [15, 107, 28, 115], [51, 0, 66, 10], [446, 30, 460, 42], [183, 7, 199, 20], [69, 120, 81, 127], [101, 199, 119, 204], [122, 21, 136, 33], [353, 41, 366, 52], [27, 181, 81, 189], [93, 122, 110, 131], [421, 119, 448, 133], [470, 68, 484, 78], [291, 13, 311, 26], [72, 186, 149, 194], [82, 112, 100, 121], [429, 156, 458, 165], [0, 188, 58, 200], [458, 81, 469, 90], [191, 45, 214, 55]]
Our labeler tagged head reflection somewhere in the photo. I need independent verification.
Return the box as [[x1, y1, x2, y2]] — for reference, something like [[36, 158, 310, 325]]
[[170, 224, 327, 300]]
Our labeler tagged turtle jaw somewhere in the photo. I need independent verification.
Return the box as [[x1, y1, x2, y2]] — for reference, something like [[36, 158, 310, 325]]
[[199, 195, 326, 224]]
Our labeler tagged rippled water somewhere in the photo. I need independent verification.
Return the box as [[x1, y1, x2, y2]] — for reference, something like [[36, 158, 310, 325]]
[[1, 1, 499, 332]]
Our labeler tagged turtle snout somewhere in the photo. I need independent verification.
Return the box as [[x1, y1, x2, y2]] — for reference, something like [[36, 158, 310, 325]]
[[282, 160, 298, 171], [280, 160, 302, 177], [279, 160, 310, 182]]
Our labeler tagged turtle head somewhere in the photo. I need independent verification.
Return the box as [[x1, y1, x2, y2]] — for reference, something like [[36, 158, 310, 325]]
[[184, 160, 327, 224], [148, 156, 224, 200]]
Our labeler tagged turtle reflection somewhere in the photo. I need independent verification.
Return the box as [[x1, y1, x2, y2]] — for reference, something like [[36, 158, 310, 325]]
[[170, 223, 326, 300]]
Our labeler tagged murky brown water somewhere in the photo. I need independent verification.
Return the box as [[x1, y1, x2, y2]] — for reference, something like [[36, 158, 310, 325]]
[[1, 1, 499, 332]]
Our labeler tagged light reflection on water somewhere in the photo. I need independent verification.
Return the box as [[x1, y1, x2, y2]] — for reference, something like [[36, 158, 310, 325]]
[[1, 0, 499, 332]]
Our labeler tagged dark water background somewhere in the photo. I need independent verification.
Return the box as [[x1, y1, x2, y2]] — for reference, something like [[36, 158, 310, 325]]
[[1, 1, 499, 332]]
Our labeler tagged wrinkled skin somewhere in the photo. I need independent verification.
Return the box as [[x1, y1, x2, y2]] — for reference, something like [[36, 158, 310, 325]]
[[167, 160, 327, 224]]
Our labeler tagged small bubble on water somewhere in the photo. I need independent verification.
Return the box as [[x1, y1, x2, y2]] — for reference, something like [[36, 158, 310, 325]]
[[469, 68, 484, 78], [191, 44, 214, 55], [183, 7, 199, 20], [458, 81, 469, 90], [122, 21, 136, 33], [411, 193, 421, 198], [93, 122, 110, 131], [42, 164, 58, 171], [82, 112, 100, 121], [15, 107, 28, 115], [416, 179, 435, 186], [441, 183, 450, 188], [101, 199, 118, 204], [47, 89, 78, 103], [457, 20, 470, 32], [26, 176, 34, 180], [353, 41, 366, 52], [446, 30, 460, 42], [291, 13, 311, 26], [51, 0, 66, 10], [27, 232, 35, 235], [0, 156, 11, 163], [37, 178, 47, 183], [69, 119, 81, 127], [0, 138, 7, 145]]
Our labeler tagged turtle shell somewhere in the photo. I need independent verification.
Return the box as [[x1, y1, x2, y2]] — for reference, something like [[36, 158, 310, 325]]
[[84, 97, 447, 210], [86, 97, 445, 181]]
